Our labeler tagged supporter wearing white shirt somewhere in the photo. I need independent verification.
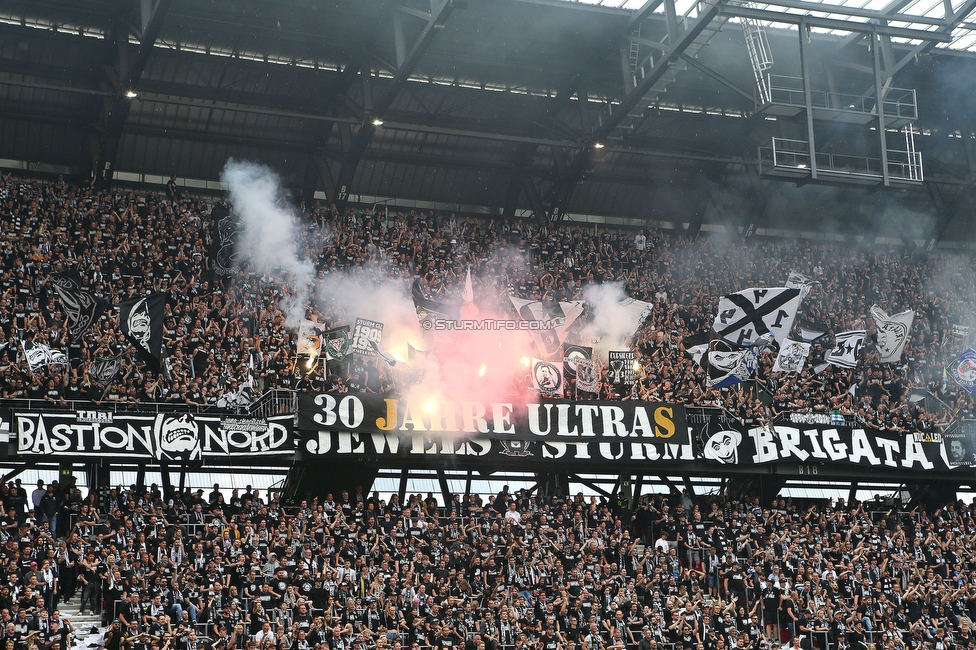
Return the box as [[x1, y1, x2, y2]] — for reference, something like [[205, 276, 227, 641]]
[[255, 622, 276, 645], [505, 503, 522, 525]]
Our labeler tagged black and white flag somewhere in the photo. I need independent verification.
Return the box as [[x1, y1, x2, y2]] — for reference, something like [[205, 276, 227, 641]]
[[772, 339, 811, 373], [531, 357, 564, 396], [209, 202, 239, 278], [825, 330, 866, 368], [575, 358, 599, 393], [786, 270, 820, 301], [351, 318, 384, 356], [682, 331, 713, 366], [119, 293, 167, 369], [607, 350, 637, 387], [368, 340, 398, 367], [795, 319, 829, 343], [712, 287, 801, 346], [412, 280, 461, 329], [704, 335, 773, 388], [869, 305, 914, 364], [562, 344, 592, 379], [510, 297, 585, 356], [21, 341, 68, 371], [48, 273, 104, 340], [88, 354, 125, 386]]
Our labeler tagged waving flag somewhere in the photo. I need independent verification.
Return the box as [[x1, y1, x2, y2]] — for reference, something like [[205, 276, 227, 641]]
[[412, 280, 461, 330], [531, 357, 564, 396], [704, 335, 773, 388], [87, 354, 125, 386], [712, 287, 801, 345], [119, 293, 167, 369], [297, 319, 324, 359], [786, 270, 820, 301], [950, 348, 976, 394], [510, 297, 585, 356], [21, 341, 68, 371], [869, 305, 914, 364], [562, 344, 592, 379], [825, 330, 865, 369], [772, 339, 811, 373], [48, 272, 105, 340], [323, 326, 352, 361], [575, 359, 599, 393]]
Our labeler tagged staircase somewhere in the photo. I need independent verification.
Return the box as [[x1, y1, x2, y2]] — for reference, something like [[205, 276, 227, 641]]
[[740, 3, 774, 105], [61, 598, 107, 650], [616, 0, 730, 134]]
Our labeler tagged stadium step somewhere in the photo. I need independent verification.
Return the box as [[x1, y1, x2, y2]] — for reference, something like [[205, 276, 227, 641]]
[[60, 603, 106, 649]]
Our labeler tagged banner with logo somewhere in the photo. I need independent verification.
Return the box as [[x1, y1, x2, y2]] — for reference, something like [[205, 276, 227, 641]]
[[697, 419, 962, 471], [607, 350, 637, 387], [119, 293, 166, 369], [15, 411, 293, 461], [351, 318, 384, 356], [949, 348, 976, 393], [562, 345, 592, 379], [531, 357, 563, 396], [297, 393, 688, 446]]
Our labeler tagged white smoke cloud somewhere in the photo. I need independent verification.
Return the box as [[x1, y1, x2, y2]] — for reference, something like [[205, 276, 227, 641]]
[[580, 281, 651, 359], [218, 159, 652, 405], [313, 268, 421, 359], [221, 160, 314, 328]]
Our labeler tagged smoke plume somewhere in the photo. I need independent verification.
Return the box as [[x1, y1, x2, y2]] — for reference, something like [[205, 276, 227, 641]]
[[580, 281, 650, 357], [221, 160, 315, 328]]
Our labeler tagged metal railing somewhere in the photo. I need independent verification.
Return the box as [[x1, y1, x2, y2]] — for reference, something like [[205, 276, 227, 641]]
[[759, 137, 923, 182], [766, 74, 918, 120], [0, 389, 297, 418]]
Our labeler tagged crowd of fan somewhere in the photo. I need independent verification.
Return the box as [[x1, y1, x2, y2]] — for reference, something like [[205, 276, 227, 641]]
[[1, 173, 975, 434], [0, 477, 973, 650]]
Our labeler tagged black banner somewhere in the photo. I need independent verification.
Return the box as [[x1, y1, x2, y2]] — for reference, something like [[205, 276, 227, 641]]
[[119, 293, 166, 369], [15, 411, 293, 461], [209, 202, 239, 278], [698, 419, 962, 471], [297, 392, 688, 446], [300, 431, 694, 463]]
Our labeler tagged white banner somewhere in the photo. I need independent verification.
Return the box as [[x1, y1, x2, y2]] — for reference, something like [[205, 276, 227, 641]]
[[826, 330, 866, 368], [869, 305, 914, 363], [712, 287, 801, 345], [772, 339, 811, 373]]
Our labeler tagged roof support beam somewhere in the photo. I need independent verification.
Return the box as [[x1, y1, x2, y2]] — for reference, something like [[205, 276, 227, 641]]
[[333, 0, 460, 215], [720, 5, 953, 41], [679, 53, 755, 103], [94, 0, 172, 189], [548, 0, 722, 222], [743, 0, 948, 25], [878, 0, 976, 80]]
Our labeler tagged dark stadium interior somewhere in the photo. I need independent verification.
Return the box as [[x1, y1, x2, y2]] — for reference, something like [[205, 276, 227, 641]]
[[3, 2, 976, 650]]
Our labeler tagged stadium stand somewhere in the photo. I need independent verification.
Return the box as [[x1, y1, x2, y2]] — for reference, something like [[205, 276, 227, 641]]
[[0, 172, 974, 650], [0, 473, 970, 650], [0, 173, 967, 436]]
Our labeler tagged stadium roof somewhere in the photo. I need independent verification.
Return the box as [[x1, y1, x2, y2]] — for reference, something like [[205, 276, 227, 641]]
[[0, 0, 974, 242], [558, 0, 976, 50]]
